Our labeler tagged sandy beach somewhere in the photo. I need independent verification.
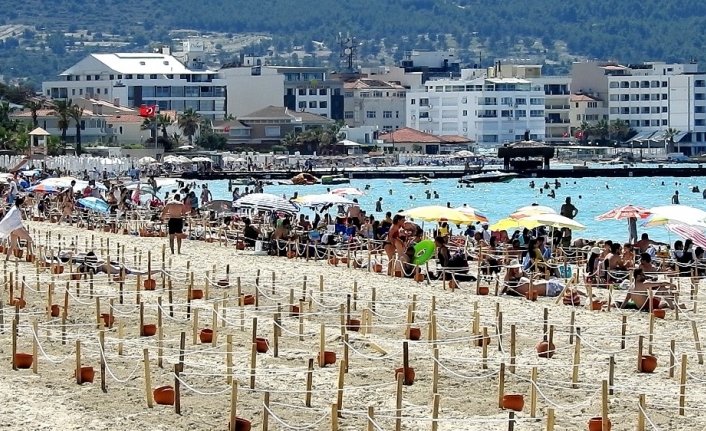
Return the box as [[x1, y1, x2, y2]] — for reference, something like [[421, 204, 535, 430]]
[[0, 221, 705, 430]]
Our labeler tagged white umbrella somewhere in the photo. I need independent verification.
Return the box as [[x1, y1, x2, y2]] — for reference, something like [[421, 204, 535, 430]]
[[649, 205, 706, 228], [330, 187, 365, 196], [295, 194, 355, 207], [178, 145, 195, 150], [191, 156, 212, 163], [510, 205, 556, 219], [234, 193, 298, 214], [222, 155, 239, 162], [163, 155, 183, 164], [138, 156, 156, 166], [521, 213, 586, 230], [454, 150, 475, 158]]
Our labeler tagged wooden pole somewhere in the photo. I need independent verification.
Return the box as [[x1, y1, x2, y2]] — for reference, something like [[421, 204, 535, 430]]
[[572, 327, 581, 389], [546, 408, 555, 431], [262, 391, 270, 431], [305, 358, 314, 407], [143, 348, 153, 408], [336, 360, 345, 417], [601, 380, 609, 431], [679, 354, 687, 415], [75, 339, 81, 384], [497, 362, 505, 408], [229, 380, 237, 431], [99, 330, 106, 392], [530, 366, 538, 418], [637, 394, 645, 431], [395, 373, 403, 431], [670, 339, 676, 378], [249, 342, 257, 389], [226, 335, 233, 384], [431, 394, 440, 431], [510, 324, 516, 373]]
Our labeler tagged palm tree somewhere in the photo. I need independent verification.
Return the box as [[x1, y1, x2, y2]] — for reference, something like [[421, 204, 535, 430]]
[[156, 113, 172, 141], [178, 108, 201, 145], [140, 117, 157, 143], [281, 131, 299, 148], [663, 128, 681, 154], [170, 132, 185, 147], [594, 119, 610, 142], [609, 119, 629, 142], [577, 121, 592, 145], [24, 100, 42, 128], [49, 99, 72, 145], [68, 104, 84, 154]]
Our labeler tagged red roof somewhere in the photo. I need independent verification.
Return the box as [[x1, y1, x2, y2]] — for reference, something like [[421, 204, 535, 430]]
[[570, 94, 601, 102], [379, 127, 473, 144]]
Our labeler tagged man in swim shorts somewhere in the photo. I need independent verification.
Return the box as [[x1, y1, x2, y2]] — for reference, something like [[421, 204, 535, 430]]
[[161, 194, 188, 254]]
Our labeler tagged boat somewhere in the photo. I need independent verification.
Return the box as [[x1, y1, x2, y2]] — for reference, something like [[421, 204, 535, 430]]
[[321, 175, 350, 185], [291, 173, 319, 185], [458, 171, 518, 184], [403, 176, 434, 184]]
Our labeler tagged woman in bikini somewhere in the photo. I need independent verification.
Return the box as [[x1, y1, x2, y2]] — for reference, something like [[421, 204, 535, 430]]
[[0, 197, 34, 260]]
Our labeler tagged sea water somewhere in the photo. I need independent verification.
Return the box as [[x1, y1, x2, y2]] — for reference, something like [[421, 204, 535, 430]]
[[190, 175, 706, 244]]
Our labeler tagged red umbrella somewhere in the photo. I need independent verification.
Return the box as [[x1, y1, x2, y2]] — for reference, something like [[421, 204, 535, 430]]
[[595, 205, 651, 221]]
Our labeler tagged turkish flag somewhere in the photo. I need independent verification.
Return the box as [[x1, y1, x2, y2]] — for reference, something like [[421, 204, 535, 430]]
[[562, 132, 569, 138], [575, 131, 583, 138], [139, 105, 156, 118], [224, 126, 231, 132]]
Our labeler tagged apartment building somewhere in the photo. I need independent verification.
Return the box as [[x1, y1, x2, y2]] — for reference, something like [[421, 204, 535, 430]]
[[42, 44, 226, 120], [219, 59, 284, 119], [405, 69, 546, 145], [571, 61, 706, 154], [342, 78, 406, 132], [273, 66, 344, 120]]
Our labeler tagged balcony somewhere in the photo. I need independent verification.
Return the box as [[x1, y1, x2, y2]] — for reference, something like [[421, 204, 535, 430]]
[[545, 118, 570, 124], [545, 105, 570, 110]]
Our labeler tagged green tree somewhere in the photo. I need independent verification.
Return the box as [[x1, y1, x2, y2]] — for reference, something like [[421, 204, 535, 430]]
[[68, 103, 84, 154], [609, 118, 629, 142], [24, 100, 42, 127], [178, 108, 201, 145], [49, 99, 72, 147], [663, 128, 681, 154]]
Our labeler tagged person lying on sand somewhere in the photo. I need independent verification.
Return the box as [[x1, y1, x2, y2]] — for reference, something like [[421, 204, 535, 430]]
[[501, 259, 578, 298], [619, 268, 683, 310]]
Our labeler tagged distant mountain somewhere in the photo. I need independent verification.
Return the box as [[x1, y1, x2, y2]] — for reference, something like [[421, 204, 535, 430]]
[[2, 0, 706, 83]]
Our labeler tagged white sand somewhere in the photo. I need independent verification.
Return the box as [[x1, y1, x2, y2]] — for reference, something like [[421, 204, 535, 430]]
[[0, 221, 705, 430]]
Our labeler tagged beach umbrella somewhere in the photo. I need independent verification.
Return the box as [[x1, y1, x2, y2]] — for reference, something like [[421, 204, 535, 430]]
[[77, 197, 109, 213], [202, 200, 233, 212], [401, 206, 475, 225], [25, 183, 60, 194], [191, 156, 212, 163], [163, 155, 183, 164], [595, 205, 651, 221], [643, 205, 706, 228], [453, 150, 475, 158], [234, 193, 298, 214], [665, 223, 706, 248], [329, 187, 365, 196], [138, 156, 156, 166], [454, 206, 489, 223], [520, 213, 586, 231], [295, 194, 355, 207], [222, 155, 239, 162], [178, 145, 195, 150], [490, 217, 540, 232], [509, 205, 556, 220]]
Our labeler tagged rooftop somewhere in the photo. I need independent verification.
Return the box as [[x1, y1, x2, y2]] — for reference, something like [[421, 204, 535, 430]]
[[379, 127, 473, 144], [570, 94, 602, 102], [60, 53, 215, 76], [343, 78, 405, 90], [238, 106, 333, 123], [11, 108, 105, 118]]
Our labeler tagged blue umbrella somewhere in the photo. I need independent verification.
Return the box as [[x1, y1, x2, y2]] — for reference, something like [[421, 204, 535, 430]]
[[78, 197, 109, 213]]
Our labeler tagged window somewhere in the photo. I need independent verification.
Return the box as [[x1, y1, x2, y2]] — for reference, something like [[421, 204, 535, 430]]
[[308, 101, 317, 108], [610, 107, 618, 114], [461, 97, 467, 104], [150, 74, 157, 79], [609, 82, 619, 88], [344, 111, 354, 119], [697, 93, 706, 100], [662, 106, 668, 113], [651, 81, 660, 88], [265, 126, 280, 137], [298, 89, 306, 96], [319, 101, 328, 109], [462, 110, 468, 116], [420, 98, 429, 107], [410, 99, 416, 105], [588, 102, 597, 108], [651, 120, 661, 126], [366, 111, 376, 119], [651, 107, 660, 113], [86, 75, 92, 81], [609, 94, 619, 101], [630, 94, 639, 101], [620, 81, 629, 88], [642, 120, 650, 127], [96, 88, 101, 94], [298, 101, 306, 109], [94, 75, 100, 81], [620, 95, 629, 101], [125, 74, 133, 79], [698, 119, 706, 126], [345, 92, 353, 98], [662, 119, 668, 126], [662, 94, 668, 100], [641, 94, 650, 101], [651, 94, 660, 101], [501, 97, 513, 105], [136, 74, 144, 79], [309, 89, 317, 95], [515, 110, 526, 118], [530, 110, 544, 117], [419, 112, 429, 118], [621, 107, 629, 115], [630, 81, 639, 88], [576, 114, 582, 120], [71, 89, 76, 95], [662, 81, 668, 87], [501, 110, 512, 118], [372, 91, 383, 97], [631, 107, 639, 114], [383, 111, 392, 118], [319, 88, 327, 95], [530, 98, 544, 105], [481, 134, 498, 143], [515, 98, 526, 105], [641, 107, 650, 114]]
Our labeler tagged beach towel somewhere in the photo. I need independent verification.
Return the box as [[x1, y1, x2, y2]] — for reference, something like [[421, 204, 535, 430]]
[[0, 206, 23, 239]]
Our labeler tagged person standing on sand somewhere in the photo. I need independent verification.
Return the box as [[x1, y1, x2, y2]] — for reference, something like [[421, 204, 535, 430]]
[[0, 196, 34, 260], [161, 194, 188, 254]]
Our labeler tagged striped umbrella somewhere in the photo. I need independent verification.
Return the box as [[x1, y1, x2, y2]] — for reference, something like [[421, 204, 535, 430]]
[[26, 184, 60, 194], [595, 205, 651, 221], [665, 223, 706, 249], [234, 193, 298, 214]]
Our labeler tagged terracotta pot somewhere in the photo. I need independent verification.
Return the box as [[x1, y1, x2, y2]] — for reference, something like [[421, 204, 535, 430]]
[[652, 309, 666, 319], [640, 355, 657, 373], [101, 313, 114, 328], [290, 305, 300, 318], [394, 367, 415, 385], [229, 418, 252, 431], [408, 327, 421, 341], [373, 263, 383, 273], [394, 270, 403, 278], [142, 324, 157, 337], [477, 286, 490, 295], [242, 295, 255, 306], [123, 229, 129, 235], [536, 341, 556, 359], [76, 366, 95, 384], [0, 245, 5, 252], [317, 350, 337, 366], [328, 257, 339, 266], [217, 279, 229, 287], [104, 227, 112, 233], [153, 386, 175, 405], [49, 304, 60, 317], [352, 260, 360, 269], [563, 291, 581, 306], [205, 237, 214, 243], [87, 226, 95, 231], [588, 417, 611, 431], [190, 289, 203, 300], [15, 353, 33, 369], [199, 328, 213, 344], [347, 319, 360, 332], [413, 272, 425, 282], [11, 298, 26, 309], [51, 266, 64, 274], [502, 394, 525, 412], [236, 241, 245, 250], [160, 232, 167, 238], [70, 273, 82, 281], [12, 249, 23, 258], [525, 290, 538, 301], [591, 300, 603, 311], [25, 254, 35, 263], [448, 279, 458, 290], [143, 278, 156, 290], [475, 334, 491, 347], [255, 337, 268, 353], [113, 276, 124, 282]]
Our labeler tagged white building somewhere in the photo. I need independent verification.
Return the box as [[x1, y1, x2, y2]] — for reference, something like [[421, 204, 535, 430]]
[[219, 62, 284, 119], [573, 61, 706, 155], [405, 73, 546, 145], [271, 66, 344, 120], [42, 44, 227, 120], [343, 78, 406, 132]]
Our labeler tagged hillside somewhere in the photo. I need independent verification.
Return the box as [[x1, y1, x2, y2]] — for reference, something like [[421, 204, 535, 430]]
[[1, 0, 706, 84]]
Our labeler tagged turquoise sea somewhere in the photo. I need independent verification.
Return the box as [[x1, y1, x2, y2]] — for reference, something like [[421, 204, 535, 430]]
[[191, 175, 706, 244]]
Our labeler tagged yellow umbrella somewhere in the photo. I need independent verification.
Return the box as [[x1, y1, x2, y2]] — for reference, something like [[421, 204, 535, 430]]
[[490, 217, 541, 232], [401, 205, 475, 224]]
